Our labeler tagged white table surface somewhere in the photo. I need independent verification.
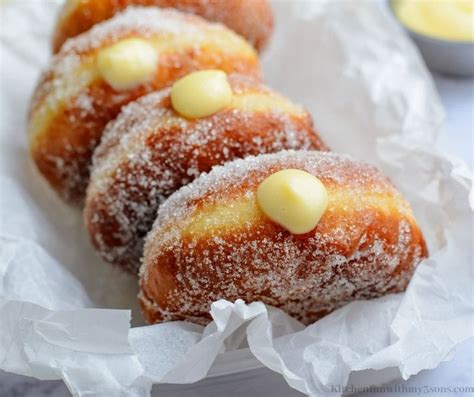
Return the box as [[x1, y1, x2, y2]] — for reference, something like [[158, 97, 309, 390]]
[[0, 73, 472, 397]]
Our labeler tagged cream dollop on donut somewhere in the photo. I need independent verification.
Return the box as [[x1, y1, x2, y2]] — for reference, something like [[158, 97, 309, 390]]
[[96, 38, 158, 90], [171, 70, 232, 119], [257, 169, 328, 234]]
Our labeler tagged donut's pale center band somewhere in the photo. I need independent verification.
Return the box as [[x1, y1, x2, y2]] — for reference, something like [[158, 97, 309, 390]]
[[182, 188, 413, 238], [28, 33, 258, 144]]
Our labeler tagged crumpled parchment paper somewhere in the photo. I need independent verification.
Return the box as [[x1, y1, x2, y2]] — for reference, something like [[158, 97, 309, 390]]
[[0, 1, 472, 396]]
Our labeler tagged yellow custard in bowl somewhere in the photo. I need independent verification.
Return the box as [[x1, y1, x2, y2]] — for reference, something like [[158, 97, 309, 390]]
[[393, 0, 474, 42], [391, 0, 474, 76]]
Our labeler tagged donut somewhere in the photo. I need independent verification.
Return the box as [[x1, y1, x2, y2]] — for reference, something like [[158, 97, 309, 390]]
[[139, 150, 427, 325], [28, 7, 261, 203], [85, 73, 328, 274], [52, 0, 273, 53]]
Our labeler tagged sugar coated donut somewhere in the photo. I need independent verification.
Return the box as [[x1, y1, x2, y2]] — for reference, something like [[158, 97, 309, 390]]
[[52, 0, 274, 53], [28, 7, 261, 203], [85, 74, 328, 273], [139, 150, 427, 325]]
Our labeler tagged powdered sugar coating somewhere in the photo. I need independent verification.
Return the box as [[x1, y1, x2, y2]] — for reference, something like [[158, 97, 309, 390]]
[[61, 7, 234, 54], [52, 0, 273, 53], [32, 8, 208, 112], [28, 6, 261, 203], [140, 150, 427, 325], [85, 75, 326, 272], [32, 6, 257, 116]]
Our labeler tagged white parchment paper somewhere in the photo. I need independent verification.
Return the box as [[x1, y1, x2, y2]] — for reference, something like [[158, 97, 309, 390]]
[[1, 1, 473, 396]]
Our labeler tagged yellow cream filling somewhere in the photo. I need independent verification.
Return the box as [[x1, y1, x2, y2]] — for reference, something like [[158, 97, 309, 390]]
[[256, 169, 328, 235], [171, 70, 233, 119], [97, 38, 159, 91]]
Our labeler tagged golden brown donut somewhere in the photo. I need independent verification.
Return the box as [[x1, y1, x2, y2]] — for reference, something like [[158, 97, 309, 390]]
[[52, 0, 273, 53], [139, 150, 428, 325], [85, 74, 328, 274], [28, 7, 261, 203]]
